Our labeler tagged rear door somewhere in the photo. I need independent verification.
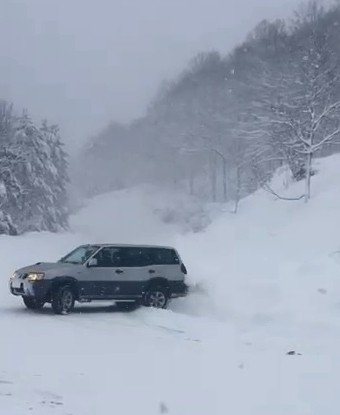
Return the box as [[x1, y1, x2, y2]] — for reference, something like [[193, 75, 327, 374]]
[[115, 247, 150, 296], [147, 248, 182, 281]]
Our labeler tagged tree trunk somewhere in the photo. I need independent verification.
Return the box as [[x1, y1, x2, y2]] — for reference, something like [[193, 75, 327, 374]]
[[189, 168, 195, 196], [304, 151, 312, 203], [222, 158, 227, 203], [210, 152, 217, 202], [234, 165, 241, 213]]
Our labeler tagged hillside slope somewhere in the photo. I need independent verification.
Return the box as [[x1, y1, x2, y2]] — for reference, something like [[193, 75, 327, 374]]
[[1, 155, 340, 414]]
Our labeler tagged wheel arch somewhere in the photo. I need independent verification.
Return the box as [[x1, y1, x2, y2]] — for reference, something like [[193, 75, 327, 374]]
[[47, 276, 80, 301], [144, 277, 171, 294]]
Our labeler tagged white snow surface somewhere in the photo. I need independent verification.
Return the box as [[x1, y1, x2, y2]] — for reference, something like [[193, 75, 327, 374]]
[[1, 155, 340, 414]]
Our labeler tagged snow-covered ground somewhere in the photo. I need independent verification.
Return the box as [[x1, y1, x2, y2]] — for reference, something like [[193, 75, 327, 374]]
[[1, 155, 340, 414]]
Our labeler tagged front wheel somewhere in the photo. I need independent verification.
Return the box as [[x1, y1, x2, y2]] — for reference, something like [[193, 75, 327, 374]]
[[22, 296, 45, 310], [51, 285, 75, 315], [142, 285, 169, 309]]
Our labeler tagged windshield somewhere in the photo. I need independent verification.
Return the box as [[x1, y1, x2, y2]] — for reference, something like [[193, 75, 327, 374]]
[[59, 245, 100, 265]]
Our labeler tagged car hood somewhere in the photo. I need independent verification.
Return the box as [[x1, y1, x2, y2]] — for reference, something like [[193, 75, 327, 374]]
[[16, 262, 83, 278]]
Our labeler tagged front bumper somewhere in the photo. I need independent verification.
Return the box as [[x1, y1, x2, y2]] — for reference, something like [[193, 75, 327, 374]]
[[9, 277, 51, 300]]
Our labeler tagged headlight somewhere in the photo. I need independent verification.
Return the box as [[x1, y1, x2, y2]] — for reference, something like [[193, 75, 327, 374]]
[[27, 272, 45, 282], [10, 272, 18, 280]]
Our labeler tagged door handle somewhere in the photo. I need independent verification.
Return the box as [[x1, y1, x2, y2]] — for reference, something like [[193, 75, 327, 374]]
[[148, 269, 155, 274], [115, 269, 124, 274]]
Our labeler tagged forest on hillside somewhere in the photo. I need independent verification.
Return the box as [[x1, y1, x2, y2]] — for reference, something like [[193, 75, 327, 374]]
[[75, 1, 340, 209], [1, 1, 340, 235]]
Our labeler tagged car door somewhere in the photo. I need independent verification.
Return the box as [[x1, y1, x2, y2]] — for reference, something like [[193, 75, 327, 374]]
[[147, 248, 182, 281], [114, 247, 150, 296], [81, 247, 123, 299]]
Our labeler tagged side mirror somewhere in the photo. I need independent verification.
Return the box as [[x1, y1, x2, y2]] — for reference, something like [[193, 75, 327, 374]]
[[87, 258, 98, 267]]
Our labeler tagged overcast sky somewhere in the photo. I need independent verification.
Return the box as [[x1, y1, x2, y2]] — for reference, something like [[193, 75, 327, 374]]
[[0, 0, 300, 151]]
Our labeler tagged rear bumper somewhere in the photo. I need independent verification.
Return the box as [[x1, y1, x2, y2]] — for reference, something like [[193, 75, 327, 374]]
[[170, 281, 189, 298]]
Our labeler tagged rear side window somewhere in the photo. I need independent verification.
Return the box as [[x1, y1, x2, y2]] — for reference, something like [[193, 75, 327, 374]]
[[148, 248, 180, 265], [120, 247, 149, 267]]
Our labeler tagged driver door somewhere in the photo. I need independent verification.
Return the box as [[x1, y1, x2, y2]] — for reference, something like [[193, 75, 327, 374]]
[[82, 247, 123, 298]]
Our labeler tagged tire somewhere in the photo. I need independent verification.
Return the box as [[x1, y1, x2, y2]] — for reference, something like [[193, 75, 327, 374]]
[[142, 284, 169, 309], [51, 285, 75, 315], [115, 301, 138, 311], [22, 296, 45, 310]]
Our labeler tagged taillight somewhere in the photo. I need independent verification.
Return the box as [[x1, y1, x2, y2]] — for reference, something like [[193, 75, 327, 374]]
[[181, 263, 187, 275]]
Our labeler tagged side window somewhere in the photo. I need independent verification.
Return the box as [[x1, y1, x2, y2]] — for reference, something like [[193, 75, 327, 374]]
[[149, 249, 180, 265], [94, 247, 123, 267], [120, 248, 150, 267], [140, 249, 152, 266]]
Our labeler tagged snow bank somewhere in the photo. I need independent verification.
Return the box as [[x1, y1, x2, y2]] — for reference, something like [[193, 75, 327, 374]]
[[177, 155, 340, 330]]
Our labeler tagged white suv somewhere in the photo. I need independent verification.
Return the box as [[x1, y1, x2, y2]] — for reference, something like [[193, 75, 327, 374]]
[[9, 244, 188, 314]]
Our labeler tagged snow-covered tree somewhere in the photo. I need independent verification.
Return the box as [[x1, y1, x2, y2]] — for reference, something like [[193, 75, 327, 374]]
[[0, 101, 20, 234], [40, 120, 69, 229], [253, 2, 340, 202], [12, 113, 69, 232], [0, 103, 69, 235]]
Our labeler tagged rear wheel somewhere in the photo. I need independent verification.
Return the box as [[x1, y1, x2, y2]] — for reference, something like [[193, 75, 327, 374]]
[[51, 285, 75, 315], [143, 285, 169, 309], [22, 297, 45, 310]]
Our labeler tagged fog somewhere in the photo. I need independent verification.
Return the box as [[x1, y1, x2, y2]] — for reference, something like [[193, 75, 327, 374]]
[[0, 0, 299, 150]]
